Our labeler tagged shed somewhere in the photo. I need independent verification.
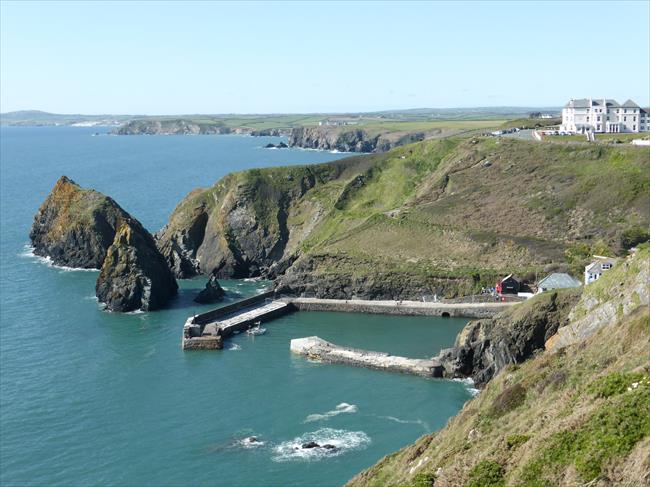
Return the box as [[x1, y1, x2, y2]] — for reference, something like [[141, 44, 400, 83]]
[[537, 273, 581, 293], [496, 274, 520, 294]]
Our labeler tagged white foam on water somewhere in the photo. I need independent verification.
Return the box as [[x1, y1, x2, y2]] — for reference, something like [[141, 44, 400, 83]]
[[19, 245, 99, 273], [236, 436, 265, 449], [83, 295, 99, 301], [126, 309, 145, 315], [304, 402, 358, 423], [377, 415, 430, 431], [227, 343, 241, 351], [453, 377, 480, 396], [272, 428, 370, 462]]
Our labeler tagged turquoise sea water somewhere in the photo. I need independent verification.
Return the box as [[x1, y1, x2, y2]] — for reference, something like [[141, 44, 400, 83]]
[[0, 127, 473, 487]]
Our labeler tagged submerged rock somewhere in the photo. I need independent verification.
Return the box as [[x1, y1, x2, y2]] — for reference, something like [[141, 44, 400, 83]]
[[194, 273, 226, 303], [96, 220, 178, 312], [29, 176, 131, 269]]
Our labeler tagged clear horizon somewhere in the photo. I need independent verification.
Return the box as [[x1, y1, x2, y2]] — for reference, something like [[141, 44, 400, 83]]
[[1, 0, 649, 114]]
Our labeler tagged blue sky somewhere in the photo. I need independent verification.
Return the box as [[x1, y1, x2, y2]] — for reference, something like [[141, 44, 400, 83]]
[[1, 1, 648, 114]]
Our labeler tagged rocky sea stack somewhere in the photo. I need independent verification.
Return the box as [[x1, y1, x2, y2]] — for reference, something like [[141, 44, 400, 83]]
[[31, 176, 178, 312], [29, 176, 130, 269], [194, 273, 225, 304], [96, 220, 178, 312]]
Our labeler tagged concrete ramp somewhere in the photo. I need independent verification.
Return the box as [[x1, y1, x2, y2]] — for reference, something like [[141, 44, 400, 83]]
[[290, 336, 443, 378]]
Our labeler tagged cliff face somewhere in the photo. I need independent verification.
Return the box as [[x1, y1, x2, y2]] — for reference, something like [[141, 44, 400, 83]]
[[114, 119, 241, 135], [31, 176, 178, 312], [289, 127, 378, 152], [347, 248, 650, 487], [155, 157, 372, 279], [436, 289, 581, 386], [96, 220, 178, 312], [29, 176, 131, 268], [288, 126, 436, 153], [158, 138, 650, 299]]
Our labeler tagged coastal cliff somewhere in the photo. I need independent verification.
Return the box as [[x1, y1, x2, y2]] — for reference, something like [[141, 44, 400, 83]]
[[96, 220, 178, 312], [158, 137, 650, 300], [347, 247, 650, 487], [30, 176, 132, 269], [114, 119, 242, 135], [436, 289, 580, 386], [288, 126, 431, 153], [31, 176, 178, 311]]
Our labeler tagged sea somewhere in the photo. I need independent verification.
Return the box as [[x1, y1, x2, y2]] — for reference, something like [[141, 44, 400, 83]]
[[0, 127, 474, 487]]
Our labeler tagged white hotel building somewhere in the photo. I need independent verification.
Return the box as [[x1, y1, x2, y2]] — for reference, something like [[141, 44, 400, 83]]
[[561, 98, 649, 134]]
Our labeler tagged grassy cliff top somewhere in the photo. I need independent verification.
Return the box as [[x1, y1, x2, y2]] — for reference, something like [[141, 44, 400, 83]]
[[164, 136, 649, 289]]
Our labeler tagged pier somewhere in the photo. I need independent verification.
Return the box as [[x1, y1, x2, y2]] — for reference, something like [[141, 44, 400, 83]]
[[290, 336, 444, 378], [182, 291, 291, 350]]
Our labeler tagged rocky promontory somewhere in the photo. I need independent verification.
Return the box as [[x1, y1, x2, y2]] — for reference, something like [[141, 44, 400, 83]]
[[436, 289, 580, 386], [30, 176, 132, 269], [114, 119, 241, 135], [96, 220, 178, 312], [288, 126, 432, 153]]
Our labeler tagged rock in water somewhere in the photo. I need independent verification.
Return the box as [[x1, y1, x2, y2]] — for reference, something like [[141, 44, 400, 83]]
[[29, 176, 132, 269], [96, 220, 178, 312], [194, 273, 225, 303]]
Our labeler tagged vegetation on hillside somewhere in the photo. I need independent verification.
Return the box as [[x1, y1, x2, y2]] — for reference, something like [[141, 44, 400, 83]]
[[347, 249, 650, 487]]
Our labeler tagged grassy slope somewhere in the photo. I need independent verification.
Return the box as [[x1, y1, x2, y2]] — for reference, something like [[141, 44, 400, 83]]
[[162, 136, 649, 295], [289, 137, 649, 292], [347, 248, 650, 487]]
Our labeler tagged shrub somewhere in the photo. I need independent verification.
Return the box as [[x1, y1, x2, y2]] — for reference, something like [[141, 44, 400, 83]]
[[506, 434, 531, 450], [489, 383, 527, 418], [410, 472, 437, 487], [466, 460, 505, 487], [587, 372, 646, 398], [519, 386, 650, 484], [620, 225, 650, 250]]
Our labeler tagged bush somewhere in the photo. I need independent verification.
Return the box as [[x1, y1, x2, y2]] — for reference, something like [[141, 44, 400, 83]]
[[587, 372, 646, 398], [410, 472, 437, 487], [489, 383, 527, 418], [466, 460, 505, 487], [621, 226, 650, 250], [506, 434, 531, 450], [519, 386, 650, 484]]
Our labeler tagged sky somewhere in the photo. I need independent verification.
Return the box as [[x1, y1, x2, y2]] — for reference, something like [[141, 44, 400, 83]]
[[1, 1, 649, 114]]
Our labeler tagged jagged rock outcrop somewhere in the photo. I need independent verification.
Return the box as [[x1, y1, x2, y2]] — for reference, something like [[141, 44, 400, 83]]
[[288, 127, 436, 153], [96, 220, 178, 312], [289, 127, 378, 152], [156, 159, 361, 280], [546, 249, 650, 352], [29, 176, 132, 268], [194, 273, 225, 304], [436, 289, 581, 386]]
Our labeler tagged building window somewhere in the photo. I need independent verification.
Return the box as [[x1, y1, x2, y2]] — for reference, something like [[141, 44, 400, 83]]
[[624, 116, 627, 121], [624, 109, 627, 113], [633, 116, 636, 121], [597, 124, 601, 130], [597, 116, 601, 121], [633, 125, 636, 130]]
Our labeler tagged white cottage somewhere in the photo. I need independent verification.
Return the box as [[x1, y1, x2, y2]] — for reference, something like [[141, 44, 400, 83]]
[[584, 255, 618, 285]]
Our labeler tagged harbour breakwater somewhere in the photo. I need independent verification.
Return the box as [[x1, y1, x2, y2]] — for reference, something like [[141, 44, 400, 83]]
[[290, 336, 444, 378], [182, 296, 513, 350]]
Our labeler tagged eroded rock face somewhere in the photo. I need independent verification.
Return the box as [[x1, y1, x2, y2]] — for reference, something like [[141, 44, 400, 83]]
[[289, 127, 378, 152], [29, 176, 131, 269], [96, 221, 178, 312], [436, 290, 581, 386], [194, 273, 225, 304]]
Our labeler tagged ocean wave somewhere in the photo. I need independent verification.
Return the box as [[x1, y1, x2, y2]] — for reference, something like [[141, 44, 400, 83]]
[[304, 402, 358, 423], [453, 377, 480, 396], [227, 343, 241, 351], [19, 245, 99, 273], [377, 415, 430, 431], [272, 428, 370, 462]]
